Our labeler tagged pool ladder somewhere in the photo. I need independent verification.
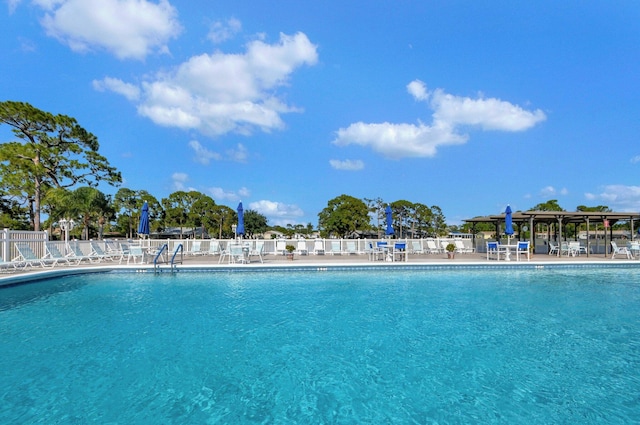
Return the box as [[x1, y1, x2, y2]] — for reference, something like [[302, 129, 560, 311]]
[[153, 243, 184, 273]]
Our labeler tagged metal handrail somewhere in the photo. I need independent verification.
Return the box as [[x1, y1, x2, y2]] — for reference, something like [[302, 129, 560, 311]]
[[153, 243, 168, 271], [170, 244, 183, 270]]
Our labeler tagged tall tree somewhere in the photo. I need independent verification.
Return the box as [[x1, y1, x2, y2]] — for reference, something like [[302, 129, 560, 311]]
[[161, 190, 203, 237], [0, 101, 121, 230], [530, 199, 564, 211], [364, 197, 385, 238], [318, 194, 370, 238], [390, 200, 414, 238], [67, 187, 112, 240], [114, 188, 139, 238], [189, 194, 216, 238], [243, 209, 268, 238]]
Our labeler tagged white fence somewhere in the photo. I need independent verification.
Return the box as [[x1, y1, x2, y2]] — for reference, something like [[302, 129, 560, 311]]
[[2, 230, 624, 262], [1, 229, 49, 261]]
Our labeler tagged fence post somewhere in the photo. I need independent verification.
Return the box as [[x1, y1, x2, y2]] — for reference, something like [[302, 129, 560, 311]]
[[2, 228, 8, 261]]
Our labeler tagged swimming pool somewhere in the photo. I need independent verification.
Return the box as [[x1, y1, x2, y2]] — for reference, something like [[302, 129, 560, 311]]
[[2, 268, 640, 423]]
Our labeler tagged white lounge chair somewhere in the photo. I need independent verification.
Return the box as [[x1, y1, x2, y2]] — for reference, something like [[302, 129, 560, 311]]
[[425, 239, 441, 254], [0, 258, 18, 273], [207, 240, 221, 256], [345, 241, 358, 255], [69, 242, 101, 263], [313, 239, 325, 255], [548, 241, 559, 255], [187, 240, 205, 256], [44, 242, 73, 266], [410, 240, 424, 254], [296, 240, 308, 255], [454, 239, 474, 253], [90, 241, 116, 261], [105, 240, 126, 261], [275, 240, 287, 255], [611, 241, 633, 259], [14, 243, 54, 268], [329, 241, 342, 255]]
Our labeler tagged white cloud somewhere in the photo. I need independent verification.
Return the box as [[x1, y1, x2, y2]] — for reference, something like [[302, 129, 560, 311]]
[[238, 187, 250, 198], [188, 140, 221, 165], [431, 89, 546, 131], [249, 199, 303, 226], [540, 186, 568, 197], [207, 18, 241, 44], [207, 186, 245, 202], [585, 185, 640, 211], [329, 159, 364, 170], [36, 0, 181, 60], [101, 32, 317, 137], [8, 0, 23, 14], [333, 121, 467, 159], [92, 77, 140, 101], [187, 140, 248, 164], [333, 79, 546, 159], [226, 143, 248, 163], [630, 155, 640, 164], [407, 79, 428, 101], [171, 172, 192, 191]]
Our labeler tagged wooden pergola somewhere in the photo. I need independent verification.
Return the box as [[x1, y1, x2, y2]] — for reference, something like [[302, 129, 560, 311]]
[[464, 210, 640, 257]]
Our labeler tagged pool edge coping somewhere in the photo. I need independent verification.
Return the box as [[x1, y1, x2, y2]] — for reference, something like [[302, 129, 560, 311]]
[[1, 259, 638, 287]]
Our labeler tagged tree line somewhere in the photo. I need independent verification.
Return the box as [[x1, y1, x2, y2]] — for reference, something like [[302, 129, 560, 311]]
[[0, 101, 452, 240], [3, 101, 620, 241]]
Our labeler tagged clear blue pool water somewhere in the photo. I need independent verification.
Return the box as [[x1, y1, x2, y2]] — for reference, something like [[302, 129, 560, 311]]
[[2, 268, 640, 424]]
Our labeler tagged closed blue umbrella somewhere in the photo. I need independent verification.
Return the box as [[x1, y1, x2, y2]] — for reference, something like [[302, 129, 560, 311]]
[[505, 204, 514, 243], [385, 205, 394, 236], [138, 201, 150, 238], [236, 202, 245, 237]]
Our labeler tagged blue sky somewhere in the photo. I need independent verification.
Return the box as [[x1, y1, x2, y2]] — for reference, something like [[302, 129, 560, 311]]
[[2, 1, 639, 226]]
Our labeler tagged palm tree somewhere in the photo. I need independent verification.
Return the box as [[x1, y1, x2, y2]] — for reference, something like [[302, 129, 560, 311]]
[[67, 187, 111, 240]]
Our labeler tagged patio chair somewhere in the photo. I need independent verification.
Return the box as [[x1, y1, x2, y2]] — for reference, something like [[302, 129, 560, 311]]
[[329, 241, 342, 255], [275, 240, 288, 255], [454, 239, 474, 254], [296, 240, 309, 255], [365, 242, 382, 261], [228, 244, 247, 264], [249, 241, 264, 263], [569, 241, 587, 256], [104, 240, 126, 261], [0, 258, 18, 273], [69, 242, 101, 264], [393, 242, 407, 262], [187, 240, 205, 256], [313, 239, 325, 255], [44, 242, 73, 266], [486, 241, 505, 261], [122, 245, 145, 264], [611, 241, 633, 259], [207, 240, 221, 256], [413, 240, 425, 254], [345, 241, 358, 255], [548, 241, 559, 255], [218, 242, 230, 263], [14, 242, 54, 268], [90, 241, 116, 261], [425, 239, 441, 254], [516, 241, 530, 261]]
